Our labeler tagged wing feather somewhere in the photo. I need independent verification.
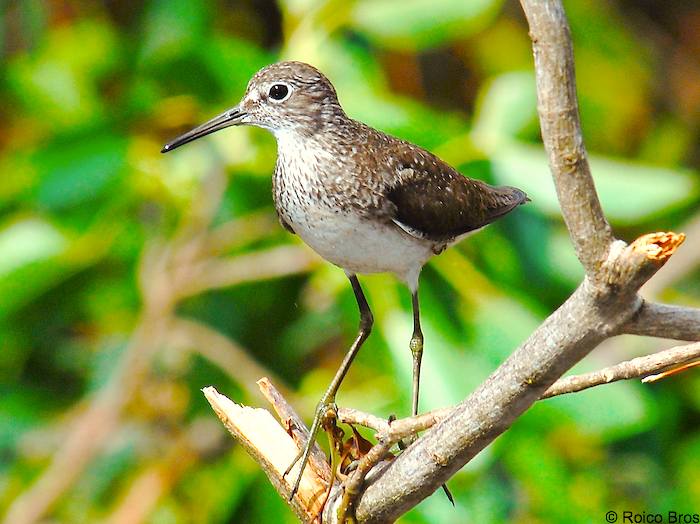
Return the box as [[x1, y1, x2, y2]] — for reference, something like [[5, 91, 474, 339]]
[[383, 146, 528, 242]]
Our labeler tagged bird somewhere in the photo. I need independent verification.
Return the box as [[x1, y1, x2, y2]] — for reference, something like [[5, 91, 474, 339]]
[[162, 60, 528, 500]]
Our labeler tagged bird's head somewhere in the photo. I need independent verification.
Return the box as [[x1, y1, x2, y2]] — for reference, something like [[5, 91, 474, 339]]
[[161, 61, 344, 153]]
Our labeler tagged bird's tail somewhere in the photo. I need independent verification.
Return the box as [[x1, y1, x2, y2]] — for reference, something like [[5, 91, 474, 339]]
[[503, 186, 530, 205]]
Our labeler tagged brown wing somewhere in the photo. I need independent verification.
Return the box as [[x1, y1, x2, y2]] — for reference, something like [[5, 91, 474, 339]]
[[385, 146, 528, 242]]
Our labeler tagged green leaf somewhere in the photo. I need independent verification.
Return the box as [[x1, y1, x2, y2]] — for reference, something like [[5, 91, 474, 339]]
[[140, 0, 211, 64], [0, 218, 66, 277], [5, 19, 118, 129], [472, 71, 538, 148], [492, 143, 698, 224], [35, 132, 127, 210], [350, 0, 503, 50]]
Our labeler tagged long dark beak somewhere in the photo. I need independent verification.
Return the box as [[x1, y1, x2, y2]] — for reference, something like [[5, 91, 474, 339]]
[[161, 106, 247, 153]]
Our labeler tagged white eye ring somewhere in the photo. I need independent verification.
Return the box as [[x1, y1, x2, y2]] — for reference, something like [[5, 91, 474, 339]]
[[268, 83, 293, 102]]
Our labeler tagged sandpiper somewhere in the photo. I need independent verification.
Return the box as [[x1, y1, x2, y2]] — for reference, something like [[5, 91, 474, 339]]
[[162, 61, 528, 499]]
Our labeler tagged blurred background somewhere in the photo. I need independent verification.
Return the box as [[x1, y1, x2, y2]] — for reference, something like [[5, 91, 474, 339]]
[[2, 0, 700, 522]]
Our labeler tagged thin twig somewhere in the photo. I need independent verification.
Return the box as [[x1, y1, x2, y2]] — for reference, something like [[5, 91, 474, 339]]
[[541, 341, 700, 397], [642, 358, 700, 382], [336, 409, 391, 434], [337, 339, 700, 436], [337, 407, 452, 438], [176, 245, 322, 298], [334, 407, 455, 522]]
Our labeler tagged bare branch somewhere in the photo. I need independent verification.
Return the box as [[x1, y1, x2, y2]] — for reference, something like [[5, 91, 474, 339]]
[[520, 0, 614, 275], [643, 359, 700, 382], [336, 408, 392, 433], [202, 387, 328, 522], [354, 230, 685, 521], [640, 214, 700, 298], [258, 378, 330, 481], [622, 301, 700, 341], [339, 336, 700, 520], [337, 407, 453, 438], [542, 341, 700, 397], [341, 337, 700, 433], [333, 407, 458, 522], [176, 245, 321, 298]]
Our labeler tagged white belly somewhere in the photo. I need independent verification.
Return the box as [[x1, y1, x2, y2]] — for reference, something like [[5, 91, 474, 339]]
[[272, 133, 435, 286], [289, 208, 433, 286]]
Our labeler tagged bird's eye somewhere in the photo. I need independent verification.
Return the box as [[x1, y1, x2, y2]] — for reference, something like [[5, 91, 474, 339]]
[[268, 84, 290, 101]]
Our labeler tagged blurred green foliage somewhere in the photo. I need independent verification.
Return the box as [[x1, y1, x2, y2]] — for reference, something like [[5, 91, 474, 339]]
[[2, 0, 700, 522]]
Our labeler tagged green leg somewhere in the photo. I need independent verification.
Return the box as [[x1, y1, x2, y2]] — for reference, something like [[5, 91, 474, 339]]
[[285, 274, 373, 500], [410, 288, 454, 505], [410, 290, 424, 417]]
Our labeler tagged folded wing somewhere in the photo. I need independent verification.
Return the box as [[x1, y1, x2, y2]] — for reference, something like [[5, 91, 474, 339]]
[[384, 146, 528, 243]]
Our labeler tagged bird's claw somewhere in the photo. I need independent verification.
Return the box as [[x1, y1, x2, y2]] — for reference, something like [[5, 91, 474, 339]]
[[285, 397, 338, 501]]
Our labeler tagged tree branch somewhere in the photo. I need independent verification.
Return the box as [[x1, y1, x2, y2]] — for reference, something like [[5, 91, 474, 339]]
[[202, 386, 328, 522], [541, 341, 700, 397], [352, 229, 683, 523], [336, 340, 700, 435], [622, 301, 700, 340], [258, 377, 330, 477], [521, 0, 614, 276]]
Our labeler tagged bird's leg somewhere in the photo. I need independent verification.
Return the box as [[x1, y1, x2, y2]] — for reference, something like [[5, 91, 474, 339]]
[[408, 289, 455, 505], [410, 290, 424, 417], [285, 274, 373, 501], [397, 290, 423, 452]]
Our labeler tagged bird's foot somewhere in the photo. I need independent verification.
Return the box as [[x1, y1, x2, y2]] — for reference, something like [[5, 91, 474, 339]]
[[284, 397, 338, 501]]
